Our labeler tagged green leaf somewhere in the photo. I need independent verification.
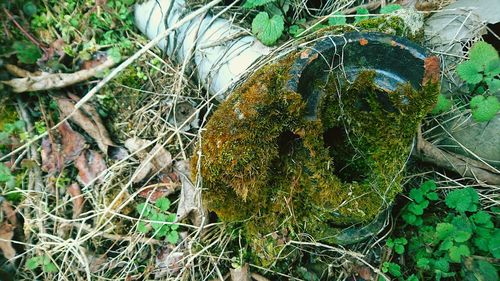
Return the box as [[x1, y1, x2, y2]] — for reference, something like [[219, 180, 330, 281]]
[[488, 230, 500, 258], [426, 192, 439, 201], [354, 8, 370, 23], [288, 25, 305, 37], [416, 258, 430, 270], [457, 61, 483, 84], [42, 262, 58, 273], [166, 230, 179, 244], [473, 260, 499, 281], [26, 257, 40, 270], [434, 258, 450, 273], [242, 0, 275, 9], [13, 41, 42, 64], [420, 180, 437, 192], [402, 212, 417, 224], [406, 274, 419, 281], [445, 188, 479, 212], [438, 239, 453, 251], [155, 197, 171, 212], [436, 223, 455, 240], [395, 244, 405, 254], [471, 211, 493, 228], [474, 236, 491, 252], [380, 4, 401, 14], [431, 94, 453, 114], [449, 244, 470, 262], [136, 203, 151, 216], [485, 58, 500, 77], [0, 163, 14, 183], [328, 13, 346, 26], [170, 223, 179, 231], [410, 188, 425, 203], [155, 225, 169, 238], [468, 41, 499, 65], [386, 238, 394, 248], [469, 95, 500, 122], [166, 213, 177, 223], [382, 262, 402, 277], [137, 221, 148, 233], [487, 78, 500, 93], [23, 2, 38, 17], [408, 200, 429, 215], [107, 47, 122, 63], [252, 12, 284, 46], [451, 215, 473, 242]]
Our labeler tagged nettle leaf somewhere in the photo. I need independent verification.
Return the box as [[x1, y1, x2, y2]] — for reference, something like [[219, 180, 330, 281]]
[[328, 12, 346, 26], [469, 95, 500, 122], [242, 0, 275, 8], [468, 41, 499, 64], [155, 197, 171, 211], [431, 94, 452, 114], [252, 12, 284, 46], [445, 188, 479, 213], [449, 244, 470, 262], [354, 7, 369, 23], [380, 4, 401, 14], [456, 61, 483, 84]]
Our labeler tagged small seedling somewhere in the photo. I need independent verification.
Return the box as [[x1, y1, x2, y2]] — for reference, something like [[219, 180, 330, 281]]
[[136, 197, 179, 243], [26, 255, 58, 273]]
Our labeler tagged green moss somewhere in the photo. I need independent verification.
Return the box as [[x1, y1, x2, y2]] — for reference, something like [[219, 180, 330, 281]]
[[196, 32, 437, 265]]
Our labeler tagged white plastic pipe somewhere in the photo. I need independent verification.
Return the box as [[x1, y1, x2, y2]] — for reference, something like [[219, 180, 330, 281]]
[[135, 0, 272, 99]]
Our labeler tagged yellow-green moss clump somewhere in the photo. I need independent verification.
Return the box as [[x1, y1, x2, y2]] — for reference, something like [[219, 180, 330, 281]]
[[195, 26, 436, 266]]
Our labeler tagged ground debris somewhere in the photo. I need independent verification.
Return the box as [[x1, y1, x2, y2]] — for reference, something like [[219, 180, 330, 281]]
[[2, 57, 116, 93], [125, 137, 173, 183], [74, 150, 107, 186], [55, 93, 116, 155]]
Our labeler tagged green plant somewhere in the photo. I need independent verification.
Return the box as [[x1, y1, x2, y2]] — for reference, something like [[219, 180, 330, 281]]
[[26, 255, 58, 273], [250, 10, 284, 46], [456, 41, 500, 122], [385, 181, 499, 281], [136, 197, 179, 243]]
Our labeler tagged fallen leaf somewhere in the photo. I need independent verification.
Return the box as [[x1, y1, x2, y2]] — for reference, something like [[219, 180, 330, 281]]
[[40, 38, 66, 63], [138, 183, 180, 202], [1, 201, 17, 226], [175, 160, 204, 226], [423, 56, 440, 85], [59, 121, 87, 163], [230, 263, 251, 281], [0, 223, 15, 260], [2, 58, 116, 93], [81, 52, 108, 70], [154, 246, 184, 278], [124, 138, 173, 183], [55, 94, 115, 154], [67, 183, 84, 218], [40, 121, 86, 173], [41, 137, 63, 173], [74, 150, 107, 186]]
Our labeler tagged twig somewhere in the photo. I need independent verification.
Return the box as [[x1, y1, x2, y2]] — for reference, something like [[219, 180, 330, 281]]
[[414, 127, 500, 185]]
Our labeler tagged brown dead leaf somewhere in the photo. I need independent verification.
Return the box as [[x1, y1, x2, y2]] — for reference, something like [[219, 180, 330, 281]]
[[40, 38, 66, 62], [230, 263, 251, 281], [67, 183, 84, 218], [175, 160, 204, 226], [55, 94, 115, 154], [59, 121, 86, 163], [353, 264, 375, 281], [0, 223, 15, 260], [2, 57, 116, 93], [154, 246, 184, 278], [74, 150, 107, 186], [41, 121, 86, 173], [138, 183, 180, 202], [124, 138, 173, 183], [2, 201, 17, 226]]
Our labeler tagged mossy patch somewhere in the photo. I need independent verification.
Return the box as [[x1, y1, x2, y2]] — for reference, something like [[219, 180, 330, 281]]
[[195, 30, 437, 266]]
